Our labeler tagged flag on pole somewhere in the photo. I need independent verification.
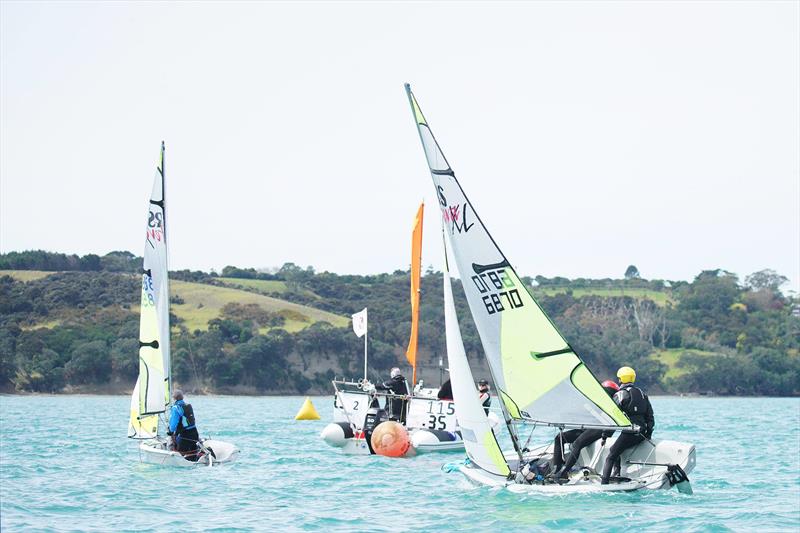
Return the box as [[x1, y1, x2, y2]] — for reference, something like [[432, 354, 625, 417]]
[[352, 308, 368, 338]]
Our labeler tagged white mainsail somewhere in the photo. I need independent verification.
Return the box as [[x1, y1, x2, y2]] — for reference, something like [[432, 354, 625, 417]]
[[129, 142, 171, 439], [442, 236, 510, 477], [405, 84, 631, 430]]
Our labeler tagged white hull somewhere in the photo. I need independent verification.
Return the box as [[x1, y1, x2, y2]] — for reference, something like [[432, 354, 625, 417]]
[[137, 438, 240, 467], [456, 436, 695, 493]]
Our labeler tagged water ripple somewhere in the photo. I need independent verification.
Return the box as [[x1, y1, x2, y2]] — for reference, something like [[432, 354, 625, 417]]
[[1, 395, 798, 531]]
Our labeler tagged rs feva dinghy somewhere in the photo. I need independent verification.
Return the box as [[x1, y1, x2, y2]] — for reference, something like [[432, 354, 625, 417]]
[[127, 142, 239, 467], [405, 84, 695, 493]]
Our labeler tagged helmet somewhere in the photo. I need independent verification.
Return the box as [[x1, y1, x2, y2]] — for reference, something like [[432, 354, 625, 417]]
[[601, 380, 620, 392], [390, 367, 401, 378], [478, 379, 489, 386], [617, 366, 636, 384]]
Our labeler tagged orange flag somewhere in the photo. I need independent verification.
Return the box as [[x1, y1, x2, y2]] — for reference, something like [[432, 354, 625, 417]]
[[406, 202, 424, 385]]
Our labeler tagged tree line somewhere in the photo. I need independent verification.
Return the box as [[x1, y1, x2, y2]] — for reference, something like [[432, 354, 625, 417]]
[[0, 251, 797, 395]]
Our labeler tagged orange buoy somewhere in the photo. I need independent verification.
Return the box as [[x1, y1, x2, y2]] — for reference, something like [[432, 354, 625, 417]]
[[370, 421, 410, 457]]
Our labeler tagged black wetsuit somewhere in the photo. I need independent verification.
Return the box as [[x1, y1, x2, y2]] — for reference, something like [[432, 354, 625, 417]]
[[552, 385, 617, 477], [553, 428, 605, 474], [601, 383, 655, 484], [376, 375, 409, 422], [479, 389, 491, 415]]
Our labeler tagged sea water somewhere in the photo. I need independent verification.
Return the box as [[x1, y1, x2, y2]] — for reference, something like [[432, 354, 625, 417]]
[[1, 396, 798, 532]]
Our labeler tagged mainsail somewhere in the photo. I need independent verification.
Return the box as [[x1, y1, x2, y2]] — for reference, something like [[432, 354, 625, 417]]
[[405, 202, 424, 385], [405, 84, 631, 430], [129, 142, 171, 438], [443, 236, 510, 476]]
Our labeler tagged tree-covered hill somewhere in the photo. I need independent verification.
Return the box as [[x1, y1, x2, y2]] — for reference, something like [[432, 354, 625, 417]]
[[0, 250, 797, 396]]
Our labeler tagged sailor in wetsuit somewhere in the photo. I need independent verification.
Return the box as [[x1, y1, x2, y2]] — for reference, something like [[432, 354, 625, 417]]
[[167, 390, 200, 461], [601, 366, 655, 484], [551, 380, 620, 480], [375, 368, 410, 422], [478, 379, 491, 415]]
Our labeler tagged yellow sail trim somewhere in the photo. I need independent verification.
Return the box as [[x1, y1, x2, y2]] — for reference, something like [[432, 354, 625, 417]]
[[483, 431, 511, 477]]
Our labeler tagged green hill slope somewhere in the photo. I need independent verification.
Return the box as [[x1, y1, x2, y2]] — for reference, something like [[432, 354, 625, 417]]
[[0, 270, 349, 333]]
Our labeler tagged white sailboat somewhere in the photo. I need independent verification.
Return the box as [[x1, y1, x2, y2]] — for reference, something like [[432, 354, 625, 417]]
[[406, 84, 695, 492], [128, 142, 239, 467]]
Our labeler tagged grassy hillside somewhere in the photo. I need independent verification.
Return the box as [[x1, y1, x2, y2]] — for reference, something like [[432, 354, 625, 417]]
[[171, 280, 348, 332], [216, 277, 320, 299], [650, 348, 717, 380], [1, 270, 55, 282], [534, 286, 674, 306], [0, 270, 349, 333]]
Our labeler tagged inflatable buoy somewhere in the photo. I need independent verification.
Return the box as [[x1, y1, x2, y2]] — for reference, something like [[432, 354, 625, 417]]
[[370, 421, 410, 457], [295, 397, 321, 420], [320, 422, 353, 447]]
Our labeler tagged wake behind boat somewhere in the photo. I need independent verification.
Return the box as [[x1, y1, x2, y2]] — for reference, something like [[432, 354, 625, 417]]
[[127, 142, 239, 467], [406, 84, 695, 493]]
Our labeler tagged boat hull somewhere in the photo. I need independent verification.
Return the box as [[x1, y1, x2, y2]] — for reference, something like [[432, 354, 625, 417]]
[[137, 438, 239, 467], [455, 436, 695, 493]]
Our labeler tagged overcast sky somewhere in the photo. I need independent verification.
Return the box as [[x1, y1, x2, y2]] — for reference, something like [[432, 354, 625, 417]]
[[2, 1, 798, 290]]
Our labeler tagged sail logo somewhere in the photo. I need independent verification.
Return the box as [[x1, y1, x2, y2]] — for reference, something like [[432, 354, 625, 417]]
[[442, 203, 474, 234], [471, 261, 524, 315]]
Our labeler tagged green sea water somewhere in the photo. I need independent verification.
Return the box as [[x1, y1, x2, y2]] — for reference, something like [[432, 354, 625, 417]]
[[1, 395, 798, 531]]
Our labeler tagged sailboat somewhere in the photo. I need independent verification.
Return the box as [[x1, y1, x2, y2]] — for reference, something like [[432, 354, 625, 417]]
[[320, 203, 465, 455], [405, 84, 695, 492], [128, 142, 239, 467]]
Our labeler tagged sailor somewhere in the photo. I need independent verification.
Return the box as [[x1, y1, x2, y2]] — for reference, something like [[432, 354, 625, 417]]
[[551, 380, 619, 480], [601, 366, 655, 484], [437, 378, 453, 400], [478, 379, 491, 415], [167, 390, 200, 461], [375, 368, 410, 422]]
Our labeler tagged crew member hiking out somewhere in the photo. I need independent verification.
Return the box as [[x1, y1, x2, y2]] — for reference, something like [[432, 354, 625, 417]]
[[601, 367, 655, 484], [168, 390, 200, 461], [375, 367, 410, 422], [551, 380, 619, 481]]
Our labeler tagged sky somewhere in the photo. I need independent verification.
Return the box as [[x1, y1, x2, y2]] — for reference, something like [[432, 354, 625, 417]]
[[1, 1, 798, 291]]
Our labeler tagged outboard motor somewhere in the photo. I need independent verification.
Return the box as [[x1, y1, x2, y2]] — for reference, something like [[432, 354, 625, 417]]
[[362, 406, 388, 454]]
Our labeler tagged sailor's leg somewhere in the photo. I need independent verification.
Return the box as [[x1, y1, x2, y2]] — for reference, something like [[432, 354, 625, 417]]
[[601, 433, 643, 484], [562, 429, 603, 473]]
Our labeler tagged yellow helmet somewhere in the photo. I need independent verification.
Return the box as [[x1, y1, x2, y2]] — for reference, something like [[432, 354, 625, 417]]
[[617, 366, 636, 383]]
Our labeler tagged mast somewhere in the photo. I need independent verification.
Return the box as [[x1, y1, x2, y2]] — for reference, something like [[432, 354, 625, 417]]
[[161, 141, 172, 399]]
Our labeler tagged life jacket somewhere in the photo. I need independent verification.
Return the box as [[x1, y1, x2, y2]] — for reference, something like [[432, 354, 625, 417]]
[[480, 391, 491, 409], [616, 384, 650, 427], [177, 402, 196, 433]]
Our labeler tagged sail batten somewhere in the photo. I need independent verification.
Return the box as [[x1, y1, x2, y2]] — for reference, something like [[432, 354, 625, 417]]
[[405, 84, 631, 430]]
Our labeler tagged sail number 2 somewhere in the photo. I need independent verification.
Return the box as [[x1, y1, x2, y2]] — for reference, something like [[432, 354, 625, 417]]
[[471, 268, 524, 315]]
